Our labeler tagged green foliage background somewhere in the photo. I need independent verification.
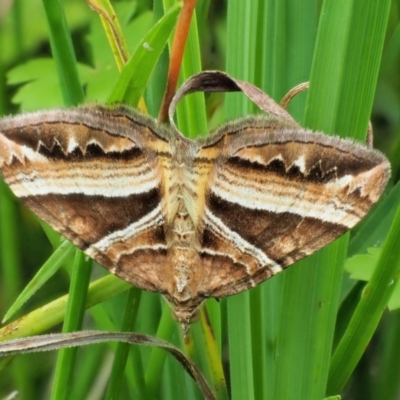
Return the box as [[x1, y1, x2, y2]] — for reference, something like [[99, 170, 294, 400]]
[[0, 0, 400, 399]]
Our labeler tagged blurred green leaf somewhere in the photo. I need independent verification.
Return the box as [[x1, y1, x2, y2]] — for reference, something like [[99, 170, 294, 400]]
[[345, 247, 400, 311], [345, 247, 382, 281], [7, 58, 92, 110]]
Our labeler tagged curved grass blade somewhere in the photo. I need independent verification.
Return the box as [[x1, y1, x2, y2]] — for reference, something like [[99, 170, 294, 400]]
[[2, 240, 75, 323], [0, 330, 216, 400], [0, 275, 131, 342], [108, 4, 181, 106]]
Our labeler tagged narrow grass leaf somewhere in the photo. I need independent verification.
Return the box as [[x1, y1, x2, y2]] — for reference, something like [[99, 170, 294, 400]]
[[41, 0, 84, 105], [108, 4, 181, 106], [51, 251, 92, 400], [105, 287, 143, 399], [259, 0, 317, 398], [303, 1, 393, 394], [328, 201, 400, 394], [3, 240, 75, 322], [275, 0, 392, 398], [225, 2, 258, 399], [0, 275, 131, 342], [197, 308, 228, 400], [0, 181, 22, 306], [144, 303, 177, 398], [371, 313, 400, 400]]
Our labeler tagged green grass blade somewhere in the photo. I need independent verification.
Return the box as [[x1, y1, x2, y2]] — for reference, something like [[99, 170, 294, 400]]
[[226, 1, 319, 399], [185, 310, 228, 400], [41, 0, 84, 105], [371, 312, 400, 399], [274, 242, 348, 399], [302, 0, 392, 397], [51, 251, 92, 400], [105, 288, 143, 399], [328, 201, 400, 394], [305, 0, 391, 139], [108, 3, 181, 106], [0, 182, 22, 307], [258, 1, 318, 398], [3, 240, 75, 322], [225, 2, 259, 399], [275, 0, 392, 398], [144, 305, 177, 398]]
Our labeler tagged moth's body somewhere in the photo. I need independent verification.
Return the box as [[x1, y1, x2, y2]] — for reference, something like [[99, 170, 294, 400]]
[[0, 101, 390, 333], [163, 137, 206, 323]]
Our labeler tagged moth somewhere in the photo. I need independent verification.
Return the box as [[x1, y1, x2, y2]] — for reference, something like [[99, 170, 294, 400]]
[[0, 71, 390, 333]]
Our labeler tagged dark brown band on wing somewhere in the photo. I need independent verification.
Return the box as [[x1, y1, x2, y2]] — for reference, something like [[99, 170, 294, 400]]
[[23, 190, 161, 248], [207, 192, 347, 267]]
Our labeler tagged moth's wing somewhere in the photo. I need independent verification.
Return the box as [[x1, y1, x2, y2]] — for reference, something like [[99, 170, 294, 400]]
[[0, 105, 171, 293], [196, 117, 390, 298]]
